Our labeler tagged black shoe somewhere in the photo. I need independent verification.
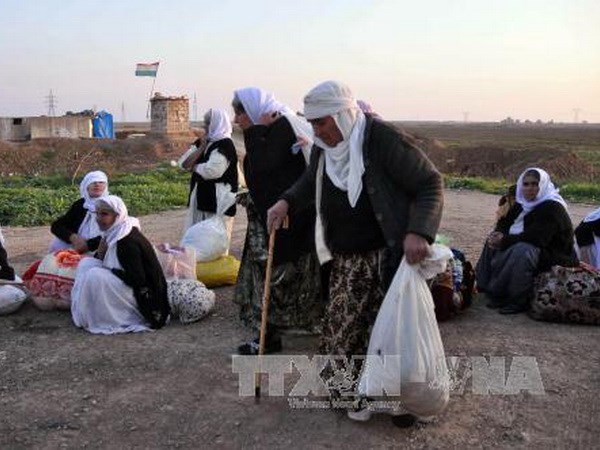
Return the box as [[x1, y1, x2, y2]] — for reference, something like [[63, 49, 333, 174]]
[[499, 304, 528, 315], [391, 414, 418, 428], [237, 337, 283, 355]]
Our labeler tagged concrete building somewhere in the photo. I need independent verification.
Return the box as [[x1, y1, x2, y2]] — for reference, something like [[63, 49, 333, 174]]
[[0, 116, 92, 141], [0, 117, 31, 141], [30, 116, 92, 139], [150, 94, 189, 134]]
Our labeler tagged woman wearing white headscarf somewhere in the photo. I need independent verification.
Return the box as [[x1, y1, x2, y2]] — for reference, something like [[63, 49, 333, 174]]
[[71, 195, 170, 334], [574, 207, 600, 269], [268, 81, 443, 425], [49, 170, 109, 253], [231, 87, 323, 355], [476, 168, 577, 314], [178, 109, 239, 238]]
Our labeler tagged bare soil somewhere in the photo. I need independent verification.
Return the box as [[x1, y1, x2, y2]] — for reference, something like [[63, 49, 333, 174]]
[[1, 190, 599, 449]]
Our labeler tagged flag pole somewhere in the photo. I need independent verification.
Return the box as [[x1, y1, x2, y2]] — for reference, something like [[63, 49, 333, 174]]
[[146, 62, 159, 119]]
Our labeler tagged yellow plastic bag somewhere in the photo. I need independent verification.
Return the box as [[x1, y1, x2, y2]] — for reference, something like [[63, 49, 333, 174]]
[[196, 255, 240, 288]]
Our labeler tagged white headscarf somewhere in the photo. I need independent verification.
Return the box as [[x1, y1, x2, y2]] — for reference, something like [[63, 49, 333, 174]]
[[206, 108, 232, 142], [304, 80, 367, 208], [78, 171, 109, 240], [96, 195, 141, 270], [584, 207, 600, 223], [515, 168, 568, 214], [80, 171, 109, 211], [234, 87, 314, 164], [234, 87, 292, 125]]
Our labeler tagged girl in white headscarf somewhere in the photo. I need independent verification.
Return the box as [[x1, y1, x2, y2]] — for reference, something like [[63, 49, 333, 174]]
[[177, 109, 239, 249], [49, 170, 109, 253], [231, 87, 323, 355], [71, 195, 169, 334], [476, 167, 577, 314]]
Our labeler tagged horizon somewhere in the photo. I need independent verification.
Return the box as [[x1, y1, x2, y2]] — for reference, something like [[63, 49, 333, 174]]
[[1, 0, 599, 123]]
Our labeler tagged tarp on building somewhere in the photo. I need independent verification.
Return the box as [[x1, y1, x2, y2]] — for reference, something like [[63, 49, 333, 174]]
[[93, 111, 115, 139]]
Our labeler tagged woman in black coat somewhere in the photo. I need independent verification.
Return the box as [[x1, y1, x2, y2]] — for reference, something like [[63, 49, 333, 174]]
[[231, 87, 323, 354], [71, 195, 170, 334], [476, 168, 577, 314], [49, 170, 108, 253]]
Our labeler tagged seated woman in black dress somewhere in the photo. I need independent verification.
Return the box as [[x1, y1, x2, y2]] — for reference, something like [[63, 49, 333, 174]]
[[49, 170, 109, 253], [71, 195, 170, 334], [476, 168, 577, 314]]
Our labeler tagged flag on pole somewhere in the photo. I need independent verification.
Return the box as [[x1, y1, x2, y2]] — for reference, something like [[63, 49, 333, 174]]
[[135, 62, 159, 77]]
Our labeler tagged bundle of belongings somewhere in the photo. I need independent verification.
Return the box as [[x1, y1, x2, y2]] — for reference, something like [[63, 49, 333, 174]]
[[22, 249, 88, 311], [154, 244, 216, 324], [0, 277, 28, 316], [358, 244, 452, 419], [428, 244, 476, 322], [529, 263, 600, 325], [180, 184, 241, 287]]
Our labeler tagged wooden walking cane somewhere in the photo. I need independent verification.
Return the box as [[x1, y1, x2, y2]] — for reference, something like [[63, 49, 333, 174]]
[[255, 216, 288, 400]]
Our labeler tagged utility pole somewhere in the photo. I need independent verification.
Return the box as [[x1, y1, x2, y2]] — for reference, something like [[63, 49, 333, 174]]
[[45, 89, 57, 116], [462, 111, 469, 123], [572, 108, 581, 123], [121, 101, 126, 122]]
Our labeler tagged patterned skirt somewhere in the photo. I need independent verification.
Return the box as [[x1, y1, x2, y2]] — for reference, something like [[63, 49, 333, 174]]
[[319, 249, 385, 358], [233, 198, 323, 332]]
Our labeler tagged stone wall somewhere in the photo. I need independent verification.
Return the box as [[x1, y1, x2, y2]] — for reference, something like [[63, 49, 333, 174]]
[[150, 95, 189, 134]]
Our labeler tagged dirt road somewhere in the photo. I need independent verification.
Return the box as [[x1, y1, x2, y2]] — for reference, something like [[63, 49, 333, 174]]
[[1, 190, 598, 449]]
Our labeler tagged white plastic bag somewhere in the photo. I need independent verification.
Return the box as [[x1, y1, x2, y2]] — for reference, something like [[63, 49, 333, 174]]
[[181, 184, 236, 262], [155, 244, 197, 280], [358, 244, 453, 417], [0, 276, 27, 316]]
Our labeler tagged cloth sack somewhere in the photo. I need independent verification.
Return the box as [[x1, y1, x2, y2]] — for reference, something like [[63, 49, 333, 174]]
[[358, 244, 452, 417], [181, 184, 236, 262], [24, 250, 88, 311], [155, 244, 197, 280], [167, 279, 215, 324], [0, 277, 27, 315], [196, 255, 240, 288], [529, 264, 600, 325]]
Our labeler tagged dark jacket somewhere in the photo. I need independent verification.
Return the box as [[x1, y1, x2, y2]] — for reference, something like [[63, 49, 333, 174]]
[[243, 115, 315, 265], [109, 227, 170, 329], [189, 138, 239, 217], [574, 217, 600, 247], [496, 200, 577, 271], [281, 115, 444, 286], [51, 198, 102, 249]]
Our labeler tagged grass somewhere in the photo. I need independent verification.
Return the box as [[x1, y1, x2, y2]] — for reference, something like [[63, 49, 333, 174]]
[[445, 176, 600, 203], [0, 166, 190, 226], [1, 166, 598, 227]]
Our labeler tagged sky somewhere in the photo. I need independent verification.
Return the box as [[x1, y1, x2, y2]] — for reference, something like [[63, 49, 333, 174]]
[[1, 0, 599, 122]]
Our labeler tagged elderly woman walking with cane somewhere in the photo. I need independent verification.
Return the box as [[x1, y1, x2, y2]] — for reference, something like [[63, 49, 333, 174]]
[[268, 80, 444, 426]]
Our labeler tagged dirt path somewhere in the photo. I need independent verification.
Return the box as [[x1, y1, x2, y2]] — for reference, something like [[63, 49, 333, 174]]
[[1, 190, 598, 449]]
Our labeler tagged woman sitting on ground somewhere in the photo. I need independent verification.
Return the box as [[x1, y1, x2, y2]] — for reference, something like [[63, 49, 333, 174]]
[[476, 168, 577, 314], [574, 207, 600, 269], [49, 170, 109, 253], [71, 195, 170, 334]]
